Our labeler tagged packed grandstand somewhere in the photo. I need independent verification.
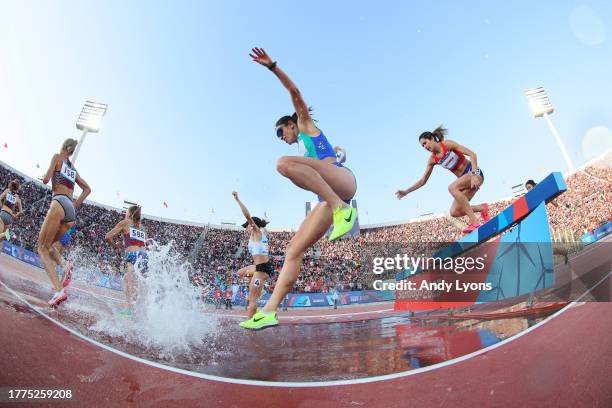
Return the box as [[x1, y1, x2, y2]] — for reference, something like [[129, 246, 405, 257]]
[[1, 153, 610, 295]]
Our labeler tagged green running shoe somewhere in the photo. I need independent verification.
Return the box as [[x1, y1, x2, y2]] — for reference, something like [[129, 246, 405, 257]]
[[118, 308, 134, 317], [239, 311, 278, 330], [4, 230, 10, 241], [328, 206, 356, 241]]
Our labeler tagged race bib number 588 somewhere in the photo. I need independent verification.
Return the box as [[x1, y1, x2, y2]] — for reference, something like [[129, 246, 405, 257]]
[[129, 227, 146, 242]]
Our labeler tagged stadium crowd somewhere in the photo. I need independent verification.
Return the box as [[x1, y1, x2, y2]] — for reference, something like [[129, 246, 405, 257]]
[[1, 160, 610, 294]]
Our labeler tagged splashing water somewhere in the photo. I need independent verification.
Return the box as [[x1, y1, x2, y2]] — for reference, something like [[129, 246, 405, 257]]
[[68, 241, 218, 357]]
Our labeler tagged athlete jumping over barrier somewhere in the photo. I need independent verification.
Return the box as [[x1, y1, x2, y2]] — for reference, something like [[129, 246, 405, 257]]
[[239, 47, 358, 330], [396, 125, 490, 234], [396, 172, 568, 310]]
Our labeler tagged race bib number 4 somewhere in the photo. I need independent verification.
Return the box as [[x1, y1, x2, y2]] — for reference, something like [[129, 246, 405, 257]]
[[129, 227, 146, 242], [60, 162, 77, 183]]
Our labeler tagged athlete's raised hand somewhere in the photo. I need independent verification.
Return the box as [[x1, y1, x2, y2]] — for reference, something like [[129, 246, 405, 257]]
[[250, 47, 274, 68], [395, 189, 408, 199], [232, 191, 239, 200]]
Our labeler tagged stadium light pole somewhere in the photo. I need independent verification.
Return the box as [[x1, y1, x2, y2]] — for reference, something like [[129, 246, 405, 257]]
[[524, 87, 575, 172], [73, 101, 108, 163]]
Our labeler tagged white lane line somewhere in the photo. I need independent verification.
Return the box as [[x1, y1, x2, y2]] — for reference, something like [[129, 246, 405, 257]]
[[1, 269, 609, 388], [69, 285, 124, 303]]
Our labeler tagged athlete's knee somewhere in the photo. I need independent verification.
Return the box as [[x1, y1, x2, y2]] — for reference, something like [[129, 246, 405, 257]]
[[36, 241, 50, 255], [276, 156, 294, 177], [449, 208, 463, 218], [316, 201, 331, 211], [448, 183, 460, 195]]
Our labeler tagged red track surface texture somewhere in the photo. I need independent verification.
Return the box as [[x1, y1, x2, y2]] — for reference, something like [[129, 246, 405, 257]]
[[1, 287, 610, 407]]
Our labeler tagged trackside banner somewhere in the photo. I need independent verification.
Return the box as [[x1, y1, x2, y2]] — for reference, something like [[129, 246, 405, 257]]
[[2, 241, 43, 268]]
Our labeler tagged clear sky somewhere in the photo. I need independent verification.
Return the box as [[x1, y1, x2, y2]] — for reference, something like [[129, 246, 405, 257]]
[[0, 1, 610, 228]]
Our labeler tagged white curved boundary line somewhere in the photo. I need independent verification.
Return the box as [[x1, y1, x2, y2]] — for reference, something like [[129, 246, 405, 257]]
[[1, 270, 609, 388]]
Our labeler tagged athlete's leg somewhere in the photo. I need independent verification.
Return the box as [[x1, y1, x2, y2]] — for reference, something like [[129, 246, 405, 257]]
[[238, 264, 256, 279], [0, 219, 5, 241], [450, 186, 489, 220], [448, 174, 483, 225], [123, 263, 136, 309], [50, 242, 66, 269], [263, 202, 332, 312], [276, 156, 356, 208], [246, 272, 268, 318], [37, 202, 65, 292], [49, 223, 72, 267], [449, 195, 484, 215]]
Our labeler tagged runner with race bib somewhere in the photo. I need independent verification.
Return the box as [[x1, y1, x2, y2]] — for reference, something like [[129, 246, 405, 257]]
[[0, 179, 24, 242], [105, 205, 149, 316], [38, 138, 91, 307], [396, 125, 490, 234]]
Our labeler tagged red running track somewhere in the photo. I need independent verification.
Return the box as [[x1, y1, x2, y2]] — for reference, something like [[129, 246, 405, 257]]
[[1, 284, 610, 407]]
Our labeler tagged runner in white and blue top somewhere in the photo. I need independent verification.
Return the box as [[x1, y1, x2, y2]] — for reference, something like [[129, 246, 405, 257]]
[[232, 191, 272, 320]]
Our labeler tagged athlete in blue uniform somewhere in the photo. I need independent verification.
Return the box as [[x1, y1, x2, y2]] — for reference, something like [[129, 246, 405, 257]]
[[239, 47, 358, 330], [232, 192, 272, 320]]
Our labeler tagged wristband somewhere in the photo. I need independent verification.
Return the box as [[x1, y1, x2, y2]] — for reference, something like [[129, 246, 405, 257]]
[[268, 61, 277, 71], [471, 168, 481, 176]]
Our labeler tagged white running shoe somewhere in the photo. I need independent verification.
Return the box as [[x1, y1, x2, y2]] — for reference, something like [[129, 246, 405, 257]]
[[48, 289, 67, 307]]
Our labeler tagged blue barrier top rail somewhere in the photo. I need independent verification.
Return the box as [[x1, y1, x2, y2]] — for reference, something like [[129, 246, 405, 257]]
[[434, 172, 567, 260]]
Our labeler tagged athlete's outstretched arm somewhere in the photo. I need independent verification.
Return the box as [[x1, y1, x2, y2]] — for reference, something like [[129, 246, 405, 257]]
[[105, 219, 128, 249], [232, 191, 258, 229], [73, 174, 91, 209], [0, 189, 6, 202], [396, 159, 435, 199], [250, 47, 317, 134], [445, 140, 480, 189], [42, 154, 59, 184]]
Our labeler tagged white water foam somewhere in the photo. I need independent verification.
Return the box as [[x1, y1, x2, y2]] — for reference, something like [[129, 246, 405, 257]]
[[65, 241, 217, 357]]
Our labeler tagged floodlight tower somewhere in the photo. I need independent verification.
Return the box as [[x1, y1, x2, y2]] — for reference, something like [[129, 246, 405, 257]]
[[524, 87, 575, 172], [73, 101, 108, 163]]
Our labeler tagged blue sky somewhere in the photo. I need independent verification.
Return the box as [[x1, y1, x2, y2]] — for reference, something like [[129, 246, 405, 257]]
[[0, 1, 610, 227]]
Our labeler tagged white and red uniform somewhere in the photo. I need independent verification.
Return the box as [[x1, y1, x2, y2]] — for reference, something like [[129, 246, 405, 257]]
[[431, 141, 468, 173]]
